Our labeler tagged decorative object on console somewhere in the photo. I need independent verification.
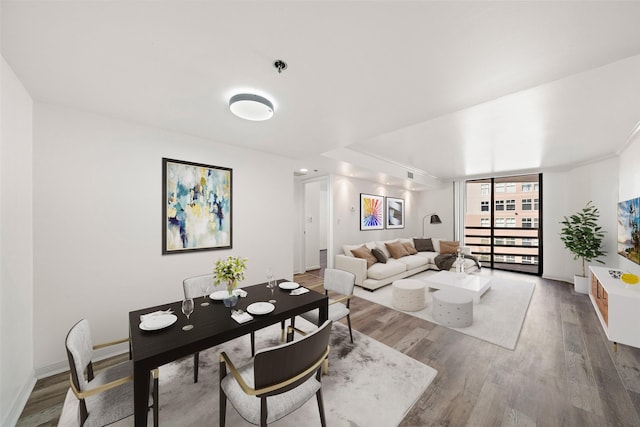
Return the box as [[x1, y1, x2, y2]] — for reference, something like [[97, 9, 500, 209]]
[[360, 193, 384, 230], [385, 197, 405, 229], [617, 196, 640, 266], [162, 158, 232, 254], [560, 201, 606, 293], [422, 213, 442, 237]]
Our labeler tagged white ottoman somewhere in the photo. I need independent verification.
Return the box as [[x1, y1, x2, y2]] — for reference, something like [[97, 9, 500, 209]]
[[392, 279, 426, 311], [432, 289, 473, 327]]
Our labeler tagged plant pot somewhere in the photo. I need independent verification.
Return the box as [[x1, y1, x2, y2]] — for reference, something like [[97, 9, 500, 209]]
[[574, 275, 589, 294]]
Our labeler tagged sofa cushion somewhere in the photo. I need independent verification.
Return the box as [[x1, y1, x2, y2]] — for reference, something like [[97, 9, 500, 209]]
[[396, 254, 429, 270], [343, 242, 375, 257], [371, 247, 388, 264], [351, 245, 377, 268], [413, 238, 435, 252], [374, 240, 396, 258], [367, 260, 406, 280], [385, 241, 410, 259], [402, 242, 418, 255], [439, 240, 460, 254]]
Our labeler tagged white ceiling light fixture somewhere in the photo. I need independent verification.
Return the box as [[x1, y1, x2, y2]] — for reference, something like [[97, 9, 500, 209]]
[[229, 93, 274, 121]]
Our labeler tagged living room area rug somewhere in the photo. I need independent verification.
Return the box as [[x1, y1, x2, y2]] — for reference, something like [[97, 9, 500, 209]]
[[57, 320, 437, 427], [355, 271, 535, 350]]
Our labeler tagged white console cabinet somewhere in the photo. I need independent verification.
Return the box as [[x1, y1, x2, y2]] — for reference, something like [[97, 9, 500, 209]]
[[589, 266, 640, 349]]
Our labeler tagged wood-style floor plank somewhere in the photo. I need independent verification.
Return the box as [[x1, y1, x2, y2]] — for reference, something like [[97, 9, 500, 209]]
[[16, 268, 640, 427]]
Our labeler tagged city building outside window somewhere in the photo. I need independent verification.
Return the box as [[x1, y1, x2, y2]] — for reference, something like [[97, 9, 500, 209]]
[[506, 218, 516, 227], [506, 183, 516, 192], [495, 218, 505, 227], [522, 198, 532, 210], [495, 183, 505, 192], [522, 183, 532, 192], [481, 201, 489, 211], [522, 218, 532, 228], [495, 200, 505, 211], [481, 184, 490, 195], [534, 218, 539, 228], [506, 199, 516, 210], [534, 198, 539, 210], [480, 218, 489, 227]]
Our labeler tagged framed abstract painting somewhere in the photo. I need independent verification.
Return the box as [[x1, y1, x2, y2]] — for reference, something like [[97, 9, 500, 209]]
[[162, 158, 232, 254], [360, 193, 384, 230], [385, 197, 405, 229], [617, 196, 640, 265]]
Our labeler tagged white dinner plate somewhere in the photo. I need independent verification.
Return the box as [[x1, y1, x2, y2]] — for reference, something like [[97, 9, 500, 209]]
[[247, 302, 275, 315], [210, 290, 228, 300], [278, 281, 300, 290], [139, 314, 177, 331]]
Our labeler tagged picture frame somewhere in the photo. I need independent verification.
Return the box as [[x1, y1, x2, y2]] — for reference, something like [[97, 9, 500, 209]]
[[617, 196, 640, 265], [385, 197, 405, 229], [360, 193, 384, 230], [162, 158, 232, 254]]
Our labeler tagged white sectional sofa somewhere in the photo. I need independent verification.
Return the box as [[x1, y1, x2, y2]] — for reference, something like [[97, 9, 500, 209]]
[[335, 237, 479, 291]]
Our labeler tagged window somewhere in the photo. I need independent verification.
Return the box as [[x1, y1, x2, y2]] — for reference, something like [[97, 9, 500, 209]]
[[506, 218, 516, 228], [506, 183, 516, 192], [522, 218, 532, 228], [522, 183, 532, 192], [495, 183, 505, 193], [495, 237, 505, 245], [534, 218, 539, 228], [496, 237, 515, 245], [522, 198, 532, 210], [522, 256, 538, 264], [495, 200, 505, 211], [480, 237, 490, 244], [534, 198, 539, 210], [481, 201, 489, 211], [506, 199, 516, 210], [495, 218, 505, 227], [506, 237, 516, 245], [522, 238, 539, 246], [481, 184, 490, 196], [480, 218, 489, 227], [495, 255, 515, 263], [533, 183, 539, 191]]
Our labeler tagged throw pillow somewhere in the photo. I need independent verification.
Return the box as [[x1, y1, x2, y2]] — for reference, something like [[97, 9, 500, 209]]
[[413, 238, 435, 252], [351, 245, 377, 268], [385, 241, 411, 259], [402, 241, 418, 255], [371, 247, 388, 263], [439, 240, 460, 254]]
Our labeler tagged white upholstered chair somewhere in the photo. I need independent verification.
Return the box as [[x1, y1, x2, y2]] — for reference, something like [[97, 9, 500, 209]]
[[293, 268, 356, 343], [65, 319, 158, 427], [219, 320, 332, 427]]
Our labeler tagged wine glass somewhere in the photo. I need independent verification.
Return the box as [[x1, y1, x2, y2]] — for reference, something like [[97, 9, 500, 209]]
[[266, 268, 276, 304], [182, 298, 194, 331], [200, 281, 210, 307]]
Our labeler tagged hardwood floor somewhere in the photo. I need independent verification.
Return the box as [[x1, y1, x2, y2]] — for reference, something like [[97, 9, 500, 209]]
[[17, 269, 640, 426]]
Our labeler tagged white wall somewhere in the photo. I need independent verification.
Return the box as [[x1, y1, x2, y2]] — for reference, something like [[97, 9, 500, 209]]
[[618, 132, 640, 276], [417, 183, 454, 241], [1, 57, 35, 427], [32, 104, 295, 373], [331, 175, 419, 256], [544, 158, 619, 281]]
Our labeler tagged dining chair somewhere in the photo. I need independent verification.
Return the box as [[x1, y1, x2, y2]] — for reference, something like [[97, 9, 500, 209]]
[[291, 268, 356, 343], [65, 319, 159, 427], [219, 320, 332, 427]]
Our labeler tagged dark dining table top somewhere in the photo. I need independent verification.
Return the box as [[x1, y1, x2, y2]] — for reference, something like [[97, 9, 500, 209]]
[[128, 279, 328, 366]]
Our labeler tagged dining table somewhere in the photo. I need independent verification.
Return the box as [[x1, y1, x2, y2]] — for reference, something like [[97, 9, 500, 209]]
[[128, 279, 328, 427]]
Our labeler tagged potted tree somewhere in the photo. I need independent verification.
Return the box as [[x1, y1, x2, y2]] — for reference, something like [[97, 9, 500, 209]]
[[559, 201, 607, 293]]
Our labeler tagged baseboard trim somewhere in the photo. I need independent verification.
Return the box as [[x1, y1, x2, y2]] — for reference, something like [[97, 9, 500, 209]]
[[3, 374, 36, 427], [35, 342, 129, 379]]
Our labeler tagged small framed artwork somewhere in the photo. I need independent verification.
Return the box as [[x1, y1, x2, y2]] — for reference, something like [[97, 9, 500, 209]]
[[360, 193, 384, 230], [162, 158, 232, 254], [385, 197, 405, 229]]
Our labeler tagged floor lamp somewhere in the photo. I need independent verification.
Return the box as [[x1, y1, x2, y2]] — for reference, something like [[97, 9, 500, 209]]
[[422, 213, 442, 237]]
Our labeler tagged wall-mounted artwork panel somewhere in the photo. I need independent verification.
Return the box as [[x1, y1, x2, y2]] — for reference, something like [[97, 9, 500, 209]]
[[385, 197, 405, 229], [617, 196, 640, 265], [360, 193, 384, 230]]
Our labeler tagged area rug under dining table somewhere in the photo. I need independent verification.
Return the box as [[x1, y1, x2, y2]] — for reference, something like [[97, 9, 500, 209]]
[[58, 320, 437, 426], [355, 270, 535, 350]]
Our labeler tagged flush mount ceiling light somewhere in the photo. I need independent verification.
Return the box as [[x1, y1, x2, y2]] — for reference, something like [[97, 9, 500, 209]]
[[229, 94, 274, 121]]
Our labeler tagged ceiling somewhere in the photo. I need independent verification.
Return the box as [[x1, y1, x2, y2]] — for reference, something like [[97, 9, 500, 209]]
[[3, 1, 640, 190]]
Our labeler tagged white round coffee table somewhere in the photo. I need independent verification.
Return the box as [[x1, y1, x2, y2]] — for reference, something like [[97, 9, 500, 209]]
[[392, 279, 426, 311]]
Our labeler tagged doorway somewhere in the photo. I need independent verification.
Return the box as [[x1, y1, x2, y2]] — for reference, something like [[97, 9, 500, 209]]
[[303, 178, 330, 276]]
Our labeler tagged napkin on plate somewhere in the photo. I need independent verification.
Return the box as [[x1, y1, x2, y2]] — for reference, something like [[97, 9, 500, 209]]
[[231, 310, 253, 324], [233, 288, 248, 298], [139, 309, 173, 323], [290, 287, 309, 296]]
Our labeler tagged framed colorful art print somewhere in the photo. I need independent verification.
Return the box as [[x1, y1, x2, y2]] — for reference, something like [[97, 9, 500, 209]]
[[162, 158, 232, 254], [360, 193, 384, 230], [385, 197, 405, 229]]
